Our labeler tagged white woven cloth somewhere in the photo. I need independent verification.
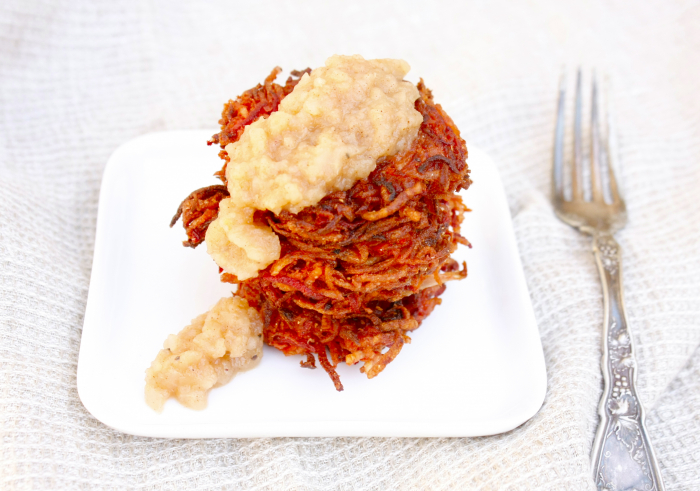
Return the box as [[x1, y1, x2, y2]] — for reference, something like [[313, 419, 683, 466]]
[[1, 0, 699, 489]]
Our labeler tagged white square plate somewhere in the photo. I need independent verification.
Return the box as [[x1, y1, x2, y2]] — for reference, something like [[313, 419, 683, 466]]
[[78, 130, 546, 438]]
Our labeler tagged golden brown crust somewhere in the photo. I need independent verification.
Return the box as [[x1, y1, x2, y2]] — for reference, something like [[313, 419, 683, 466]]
[[170, 185, 230, 248]]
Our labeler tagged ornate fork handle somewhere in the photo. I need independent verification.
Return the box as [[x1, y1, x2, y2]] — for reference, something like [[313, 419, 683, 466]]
[[590, 233, 664, 491]]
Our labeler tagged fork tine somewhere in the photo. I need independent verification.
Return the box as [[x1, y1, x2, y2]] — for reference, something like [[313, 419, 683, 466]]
[[607, 154, 622, 204], [553, 73, 566, 202], [573, 69, 583, 200], [590, 72, 605, 203], [604, 81, 622, 204]]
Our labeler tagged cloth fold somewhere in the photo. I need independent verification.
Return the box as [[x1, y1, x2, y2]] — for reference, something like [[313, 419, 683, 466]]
[[1, 0, 699, 489]]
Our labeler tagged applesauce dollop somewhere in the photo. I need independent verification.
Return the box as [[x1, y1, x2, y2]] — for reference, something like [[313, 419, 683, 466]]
[[205, 55, 423, 281]]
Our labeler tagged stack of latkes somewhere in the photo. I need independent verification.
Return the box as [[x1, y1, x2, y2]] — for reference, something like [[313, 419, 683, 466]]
[[173, 68, 471, 390]]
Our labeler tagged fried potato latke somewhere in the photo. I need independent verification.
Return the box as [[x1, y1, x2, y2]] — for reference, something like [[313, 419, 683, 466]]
[[172, 68, 471, 391]]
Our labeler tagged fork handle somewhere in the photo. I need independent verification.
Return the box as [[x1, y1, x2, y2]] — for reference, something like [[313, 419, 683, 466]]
[[590, 233, 665, 491]]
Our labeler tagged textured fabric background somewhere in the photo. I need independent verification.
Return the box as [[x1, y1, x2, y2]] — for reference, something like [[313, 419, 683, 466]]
[[1, 0, 699, 489]]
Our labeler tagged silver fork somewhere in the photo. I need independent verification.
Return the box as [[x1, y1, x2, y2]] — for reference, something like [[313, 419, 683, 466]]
[[552, 71, 665, 491]]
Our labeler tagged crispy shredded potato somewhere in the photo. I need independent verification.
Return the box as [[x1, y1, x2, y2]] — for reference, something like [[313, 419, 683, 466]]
[[170, 185, 229, 248]]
